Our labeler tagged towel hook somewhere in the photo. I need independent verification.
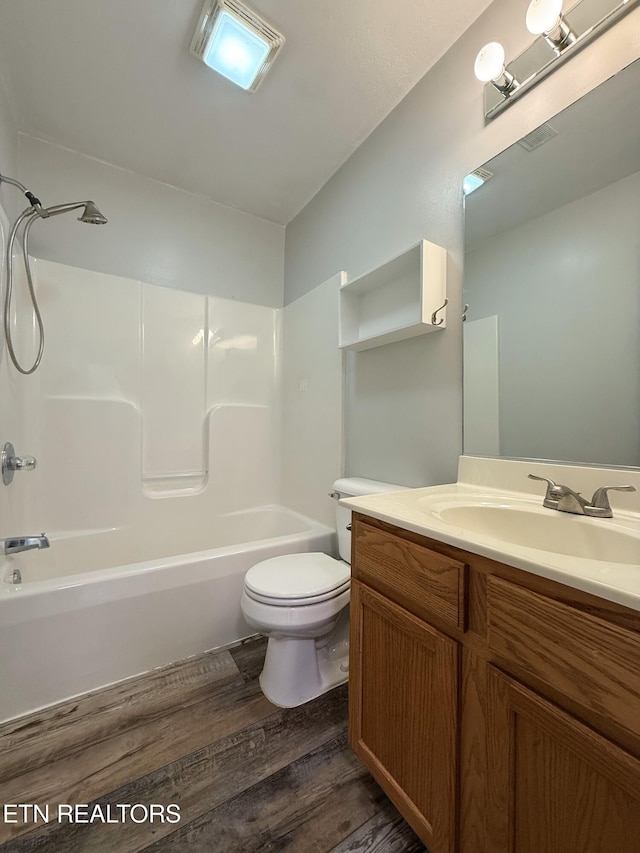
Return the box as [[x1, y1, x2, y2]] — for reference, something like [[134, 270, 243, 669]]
[[431, 298, 448, 326]]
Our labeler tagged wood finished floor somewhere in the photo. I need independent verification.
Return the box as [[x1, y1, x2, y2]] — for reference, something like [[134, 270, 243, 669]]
[[0, 638, 426, 852]]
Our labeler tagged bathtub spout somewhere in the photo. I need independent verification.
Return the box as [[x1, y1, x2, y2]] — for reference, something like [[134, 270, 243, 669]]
[[3, 534, 49, 555]]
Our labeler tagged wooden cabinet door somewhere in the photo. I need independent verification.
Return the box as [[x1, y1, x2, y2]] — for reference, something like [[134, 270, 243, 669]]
[[486, 666, 640, 853], [349, 579, 459, 853]]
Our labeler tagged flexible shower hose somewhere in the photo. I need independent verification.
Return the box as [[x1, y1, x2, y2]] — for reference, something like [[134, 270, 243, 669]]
[[3, 209, 45, 375]]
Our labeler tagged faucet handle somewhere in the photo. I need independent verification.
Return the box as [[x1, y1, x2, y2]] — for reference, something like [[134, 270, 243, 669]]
[[587, 485, 636, 518], [11, 456, 37, 472], [528, 474, 562, 509], [1, 442, 37, 486]]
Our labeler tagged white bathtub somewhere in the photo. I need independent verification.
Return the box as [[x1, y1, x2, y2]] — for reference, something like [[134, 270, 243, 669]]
[[0, 506, 335, 723]]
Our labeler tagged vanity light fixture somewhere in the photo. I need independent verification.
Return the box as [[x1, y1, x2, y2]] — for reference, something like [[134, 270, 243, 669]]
[[474, 42, 519, 95], [475, 0, 639, 120], [190, 0, 285, 92], [526, 0, 576, 52]]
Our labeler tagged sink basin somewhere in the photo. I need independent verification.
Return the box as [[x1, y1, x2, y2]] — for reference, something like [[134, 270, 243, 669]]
[[418, 499, 640, 565], [341, 460, 640, 610]]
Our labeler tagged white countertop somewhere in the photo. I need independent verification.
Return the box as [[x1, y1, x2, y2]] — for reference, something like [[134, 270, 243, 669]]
[[342, 457, 640, 613]]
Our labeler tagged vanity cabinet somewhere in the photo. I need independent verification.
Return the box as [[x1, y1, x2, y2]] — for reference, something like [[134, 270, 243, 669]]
[[350, 581, 458, 853], [349, 513, 640, 853], [486, 667, 640, 853], [349, 520, 466, 852]]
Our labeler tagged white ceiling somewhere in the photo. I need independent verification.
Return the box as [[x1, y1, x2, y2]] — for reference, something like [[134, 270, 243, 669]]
[[0, 0, 492, 225]]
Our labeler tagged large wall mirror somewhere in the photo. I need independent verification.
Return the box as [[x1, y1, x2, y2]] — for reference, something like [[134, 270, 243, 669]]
[[463, 57, 640, 469]]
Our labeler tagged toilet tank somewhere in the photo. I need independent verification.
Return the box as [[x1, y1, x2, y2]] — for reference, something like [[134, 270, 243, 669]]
[[331, 477, 407, 564]]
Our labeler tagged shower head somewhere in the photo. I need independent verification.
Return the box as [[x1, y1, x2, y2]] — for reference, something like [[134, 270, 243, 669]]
[[78, 201, 108, 225], [37, 199, 108, 224], [0, 174, 108, 225]]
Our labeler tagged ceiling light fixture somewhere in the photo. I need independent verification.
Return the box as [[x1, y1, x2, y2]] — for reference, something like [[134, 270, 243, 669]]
[[190, 0, 285, 93]]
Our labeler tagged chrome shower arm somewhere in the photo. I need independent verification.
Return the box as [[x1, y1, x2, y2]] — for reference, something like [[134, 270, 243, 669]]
[[0, 173, 31, 195], [42, 201, 88, 218]]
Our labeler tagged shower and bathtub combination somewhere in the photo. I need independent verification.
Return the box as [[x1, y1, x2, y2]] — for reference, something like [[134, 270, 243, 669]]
[[0, 172, 337, 723]]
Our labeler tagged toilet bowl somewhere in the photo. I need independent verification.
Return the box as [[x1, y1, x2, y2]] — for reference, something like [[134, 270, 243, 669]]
[[240, 478, 405, 707]]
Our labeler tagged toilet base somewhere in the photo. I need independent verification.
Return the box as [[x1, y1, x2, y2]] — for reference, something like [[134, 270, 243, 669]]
[[259, 609, 349, 708]]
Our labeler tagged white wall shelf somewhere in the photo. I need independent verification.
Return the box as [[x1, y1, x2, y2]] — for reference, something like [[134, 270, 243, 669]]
[[339, 239, 447, 352]]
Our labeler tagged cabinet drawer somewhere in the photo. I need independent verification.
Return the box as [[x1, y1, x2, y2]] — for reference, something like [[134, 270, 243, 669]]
[[352, 519, 466, 631], [487, 575, 640, 739]]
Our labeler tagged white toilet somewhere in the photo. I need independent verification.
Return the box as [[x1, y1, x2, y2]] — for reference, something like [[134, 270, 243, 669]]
[[240, 477, 404, 707]]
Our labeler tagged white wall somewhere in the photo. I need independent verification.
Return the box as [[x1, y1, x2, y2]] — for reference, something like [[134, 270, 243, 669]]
[[465, 171, 640, 467], [17, 135, 285, 307], [281, 274, 345, 526], [284, 0, 640, 487], [0, 75, 17, 192]]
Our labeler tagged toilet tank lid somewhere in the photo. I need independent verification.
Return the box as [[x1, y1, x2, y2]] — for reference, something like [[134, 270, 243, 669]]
[[332, 477, 408, 498]]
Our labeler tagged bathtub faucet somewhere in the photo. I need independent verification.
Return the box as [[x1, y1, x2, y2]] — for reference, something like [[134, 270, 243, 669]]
[[3, 534, 49, 555]]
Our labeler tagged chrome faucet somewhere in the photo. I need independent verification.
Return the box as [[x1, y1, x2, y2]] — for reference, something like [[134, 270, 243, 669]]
[[3, 534, 49, 555], [528, 475, 635, 518]]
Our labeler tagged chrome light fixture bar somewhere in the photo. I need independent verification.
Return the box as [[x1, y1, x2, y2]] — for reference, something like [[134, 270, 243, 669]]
[[477, 0, 639, 121], [190, 0, 285, 93]]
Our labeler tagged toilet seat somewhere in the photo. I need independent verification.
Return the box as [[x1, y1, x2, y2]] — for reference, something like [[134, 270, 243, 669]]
[[244, 582, 350, 607], [244, 552, 350, 607]]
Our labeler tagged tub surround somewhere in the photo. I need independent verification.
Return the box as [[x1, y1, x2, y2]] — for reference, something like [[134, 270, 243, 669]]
[[17, 257, 281, 535], [2, 254, 345, 535], [342, 456, 640, 611]]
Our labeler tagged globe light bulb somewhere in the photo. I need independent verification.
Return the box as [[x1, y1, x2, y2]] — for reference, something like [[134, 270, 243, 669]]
[[526, 0, 564, 35], [474, 42, 506, 83]]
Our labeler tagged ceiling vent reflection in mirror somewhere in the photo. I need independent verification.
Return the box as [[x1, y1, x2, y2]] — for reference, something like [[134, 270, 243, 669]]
[[518, 123, 558, 152], [474, 0, 639, 120], [190, 0, 285, 93]]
